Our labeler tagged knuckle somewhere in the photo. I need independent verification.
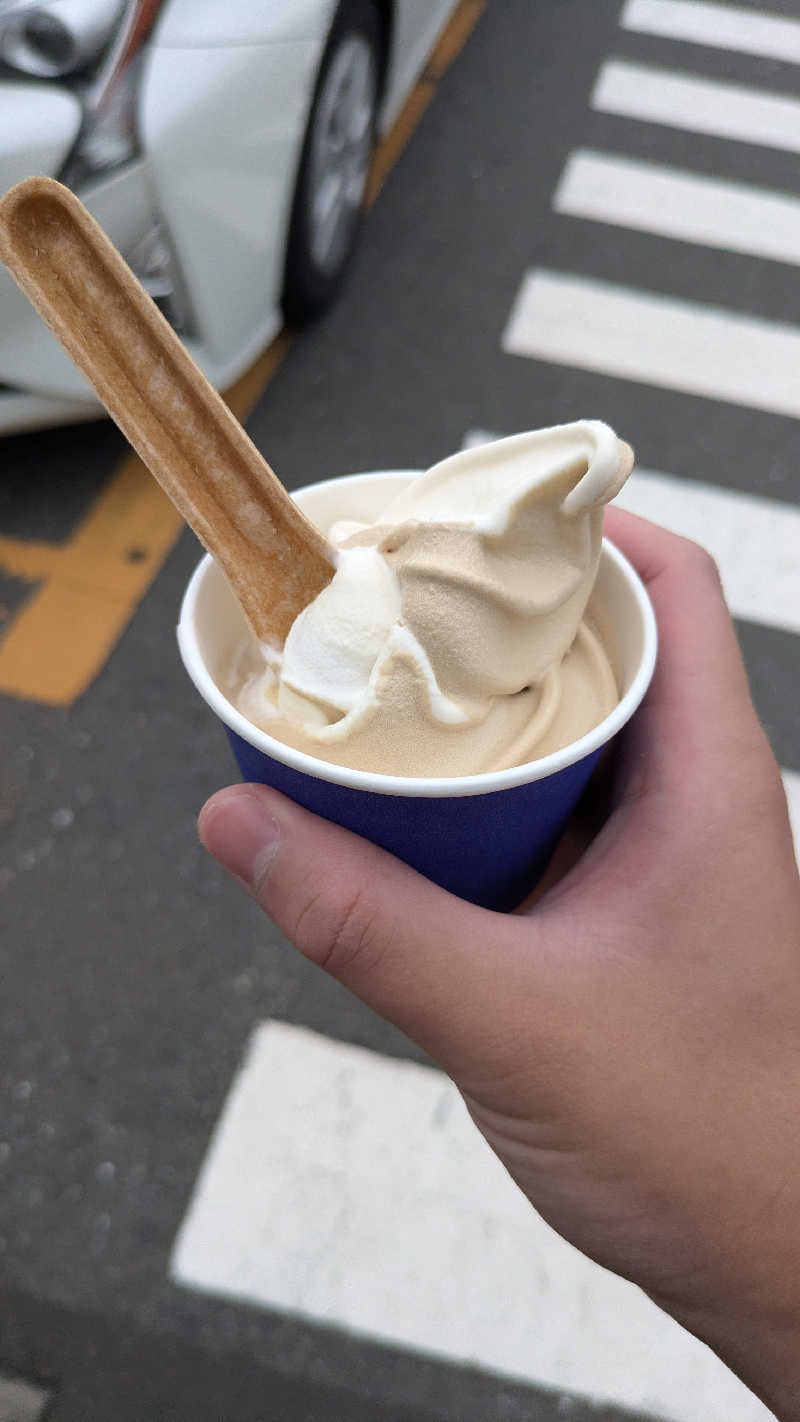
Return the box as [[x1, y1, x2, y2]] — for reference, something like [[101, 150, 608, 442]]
[[291, 879, 385, 981]]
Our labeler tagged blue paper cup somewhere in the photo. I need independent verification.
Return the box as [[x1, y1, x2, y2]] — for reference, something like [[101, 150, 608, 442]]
[[178, 470, 657, 910]]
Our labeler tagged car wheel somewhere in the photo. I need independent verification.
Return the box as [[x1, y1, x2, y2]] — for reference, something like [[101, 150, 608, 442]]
[[282, 0, 381, 323]]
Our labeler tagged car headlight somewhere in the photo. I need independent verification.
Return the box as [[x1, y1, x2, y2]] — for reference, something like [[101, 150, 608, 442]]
[[0, 0, 127, 78], [54, 0, 165, 187], [1, 0, 190, 331], [0, 1, 166, 185]]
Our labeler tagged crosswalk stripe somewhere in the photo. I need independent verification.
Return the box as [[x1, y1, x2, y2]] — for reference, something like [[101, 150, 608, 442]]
[[172, 1020, 772, 1422], [464, 432, 800, 854], [615, 467, 800, 636], [593, 59, 800, 155], [0, 1375, 49, 1422], [502, 268, 800, 420], [554, 148, 800, 267], [467, 430, 800, 635], [621, 0, 800, 66]]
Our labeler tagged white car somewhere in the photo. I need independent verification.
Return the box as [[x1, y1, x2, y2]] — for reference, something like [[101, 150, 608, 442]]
[[0, 0, 459, 433]]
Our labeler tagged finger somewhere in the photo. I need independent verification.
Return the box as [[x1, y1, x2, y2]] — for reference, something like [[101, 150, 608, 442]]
[[198, 783, 526, 1075], [515, 509, 781, 911], [603, 507, 769, 789]]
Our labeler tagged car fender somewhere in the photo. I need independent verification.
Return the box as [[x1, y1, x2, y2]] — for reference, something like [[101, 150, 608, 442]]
[[379, 0, 460, 132], [151, 0, 338, 48], [140, 35, 326, 376]]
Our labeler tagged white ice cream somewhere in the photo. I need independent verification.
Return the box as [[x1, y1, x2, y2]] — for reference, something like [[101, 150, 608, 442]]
[[230, 420, 634, 777]]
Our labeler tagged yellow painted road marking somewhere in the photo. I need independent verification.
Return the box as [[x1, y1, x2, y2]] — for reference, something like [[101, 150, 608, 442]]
[[0, 0, 485, 707], [0, 335, 289, 705], [425, 0, 486, 80], [0, 537, 59, 580]]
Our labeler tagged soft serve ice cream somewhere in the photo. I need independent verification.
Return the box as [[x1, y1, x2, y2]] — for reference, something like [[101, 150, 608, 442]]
[[227, 421, 634, 777]]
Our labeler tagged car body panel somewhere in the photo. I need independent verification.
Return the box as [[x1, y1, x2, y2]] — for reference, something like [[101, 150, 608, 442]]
[[0, 0, 464, 432], [381, 0, 459, 130], [0, 388, 101, 429], [0, 159, 155, 397], [152, 0, 338, 48], [140, 38, 323, 367]]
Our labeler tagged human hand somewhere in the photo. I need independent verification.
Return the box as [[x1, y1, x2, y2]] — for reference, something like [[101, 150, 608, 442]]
[[199, 509, 800, 1417]]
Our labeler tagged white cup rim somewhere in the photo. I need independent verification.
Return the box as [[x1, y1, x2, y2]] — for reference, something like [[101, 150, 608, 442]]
[[177, 471, 658, 799]]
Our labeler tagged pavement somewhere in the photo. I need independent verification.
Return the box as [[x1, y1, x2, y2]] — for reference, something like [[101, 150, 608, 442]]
[[2, 1, 799, 1418]]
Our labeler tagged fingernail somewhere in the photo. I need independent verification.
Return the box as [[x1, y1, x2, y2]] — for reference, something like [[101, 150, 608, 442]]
[[198, 787, 280, 889]]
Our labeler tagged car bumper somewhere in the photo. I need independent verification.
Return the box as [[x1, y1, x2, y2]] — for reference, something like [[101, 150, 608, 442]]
[[0, 34, 312, 433], [0, 386, 102, 435], [0, 146, 169, 402]]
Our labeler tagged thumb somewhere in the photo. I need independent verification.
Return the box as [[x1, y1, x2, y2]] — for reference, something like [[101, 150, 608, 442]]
[[198, 783, 524, 1073]]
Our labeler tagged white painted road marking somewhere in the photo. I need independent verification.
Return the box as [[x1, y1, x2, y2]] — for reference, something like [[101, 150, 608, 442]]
[[554, 149, 800, 267], [172, 1021, 772, 1422], [0, 1375, 50, 1422], [465, 434, 800, 852], [466, 432, 800, 635], [616, 467, 800, 636], [620, 469, 800, 852], [502, 268, 800, 420], [621, 0, 800, 66], [615, 469, 800, 854], [593, 60, 800, 155]]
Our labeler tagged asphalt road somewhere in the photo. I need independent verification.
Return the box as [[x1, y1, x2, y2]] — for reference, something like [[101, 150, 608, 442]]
[[2, 2, 799, 1419]]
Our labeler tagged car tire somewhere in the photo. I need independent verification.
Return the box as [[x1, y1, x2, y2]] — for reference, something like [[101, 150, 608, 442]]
[[282, 0, 381, 323]]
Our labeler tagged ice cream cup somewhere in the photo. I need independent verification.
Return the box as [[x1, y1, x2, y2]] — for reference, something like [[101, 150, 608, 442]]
[[178, 470, 657, 911]]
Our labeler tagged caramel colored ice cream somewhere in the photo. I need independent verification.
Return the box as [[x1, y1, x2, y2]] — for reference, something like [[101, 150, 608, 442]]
[[227, 421, 634, 777]]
